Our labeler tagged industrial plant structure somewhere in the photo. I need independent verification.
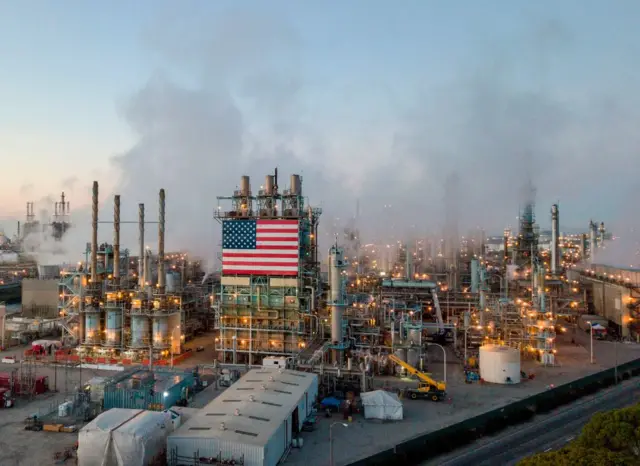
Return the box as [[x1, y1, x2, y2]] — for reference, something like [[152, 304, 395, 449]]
[[56, 181, 210, 363], [213, 171, 323, 364]]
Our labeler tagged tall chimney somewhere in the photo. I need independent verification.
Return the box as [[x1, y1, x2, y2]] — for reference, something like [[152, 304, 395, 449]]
[[113, 195, 121, 282], [551, 204, 559, 274], [17, 221, 20, 239], [158, 189, 166, 292], [138, 203, 145, 288], [91, 181, 99, 284]]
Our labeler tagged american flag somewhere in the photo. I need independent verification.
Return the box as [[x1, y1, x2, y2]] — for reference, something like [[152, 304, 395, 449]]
[[222, 219, 300, 276]]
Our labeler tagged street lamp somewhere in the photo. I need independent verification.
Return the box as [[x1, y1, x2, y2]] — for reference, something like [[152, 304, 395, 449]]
[[428, 343, 447, 384], [329, 422, 348, 466], [587, 321, 594, 364]]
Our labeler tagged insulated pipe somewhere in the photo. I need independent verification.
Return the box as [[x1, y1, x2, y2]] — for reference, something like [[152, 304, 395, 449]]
[[138, 203, 145, 287], [551, 204, 559, 274], [113, 195, 121, 281], [91, 181, 98, 284], [158, 189, 166, 292]]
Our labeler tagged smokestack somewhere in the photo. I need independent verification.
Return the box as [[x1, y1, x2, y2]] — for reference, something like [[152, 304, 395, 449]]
[[158, 189, 166, 292], [551, 204, 559, 274], [17, 221, 20, 239], [91, 181, 99, 284], [138, 203, 145, 288], [61, 192, 66, 215], [113, 195, 121, 282]]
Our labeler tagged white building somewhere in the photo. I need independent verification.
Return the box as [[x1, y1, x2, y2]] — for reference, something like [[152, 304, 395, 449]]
[[168, 367, 319, 466]]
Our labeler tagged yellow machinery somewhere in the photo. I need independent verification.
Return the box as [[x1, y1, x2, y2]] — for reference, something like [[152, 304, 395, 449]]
[[389, 354, 447, 401]]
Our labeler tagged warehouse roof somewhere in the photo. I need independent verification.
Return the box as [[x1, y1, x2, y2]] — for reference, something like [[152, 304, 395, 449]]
[[169, 368, 318, 447]]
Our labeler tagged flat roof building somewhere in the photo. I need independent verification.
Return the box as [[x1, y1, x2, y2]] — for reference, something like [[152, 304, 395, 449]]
[[168, 367, 318, 466]]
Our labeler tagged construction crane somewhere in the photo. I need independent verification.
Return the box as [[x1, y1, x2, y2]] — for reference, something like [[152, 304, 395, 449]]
[[388, 354, 446, 401]]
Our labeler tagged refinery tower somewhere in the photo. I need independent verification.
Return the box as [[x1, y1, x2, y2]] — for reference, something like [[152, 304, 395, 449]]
[[214, 170, 322, 364]]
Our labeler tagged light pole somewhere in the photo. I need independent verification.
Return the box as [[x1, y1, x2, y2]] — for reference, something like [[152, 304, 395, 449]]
[[587, 321, 594, 364], [329, 422, 348, 466], [428, 343, 447, 384]]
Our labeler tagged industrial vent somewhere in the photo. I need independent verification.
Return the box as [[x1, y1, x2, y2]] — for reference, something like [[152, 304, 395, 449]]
[[262, 401, 282, 407], [222, 399, 242, 403], [236, 387, 254, 391], [189, 427, 211, 431], [235, 430, 258, 437], [255, 371, 271, 374], [248, 415, 270, 422], [279, 381, 299, 386], [287, 373, 308, 378], [245, 379, 263, 382], [205, 413, 225, 416], [273, 389, 292, 395]]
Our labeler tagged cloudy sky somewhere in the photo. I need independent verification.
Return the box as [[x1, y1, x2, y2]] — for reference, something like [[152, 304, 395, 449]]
[[0, 0, 638, 265]]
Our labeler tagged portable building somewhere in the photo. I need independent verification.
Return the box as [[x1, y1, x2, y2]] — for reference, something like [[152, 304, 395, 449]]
[[168, 367, 318, 466], [78, 408, 173, 466]]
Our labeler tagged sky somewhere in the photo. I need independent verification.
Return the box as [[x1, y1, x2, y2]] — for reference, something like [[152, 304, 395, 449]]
[[0, 0, 639, 266]]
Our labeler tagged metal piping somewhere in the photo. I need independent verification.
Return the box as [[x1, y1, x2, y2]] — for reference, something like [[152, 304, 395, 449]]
[[551, 204, 559, 274], [158, 189, 166, 292], [91, 181, 98, 284], [138, 203, 145, 288], [113, 195, 121, 281]]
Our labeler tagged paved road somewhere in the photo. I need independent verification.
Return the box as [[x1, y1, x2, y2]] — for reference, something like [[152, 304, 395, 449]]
[[425, 377, 640, 466]]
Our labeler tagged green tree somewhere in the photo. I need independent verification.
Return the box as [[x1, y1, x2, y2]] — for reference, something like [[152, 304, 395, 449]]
[[519, 404, 640, 465]]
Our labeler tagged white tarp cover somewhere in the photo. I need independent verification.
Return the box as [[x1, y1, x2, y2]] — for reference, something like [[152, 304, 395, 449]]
[[360, 390, 403, 421], [78, 408, 173, 466]]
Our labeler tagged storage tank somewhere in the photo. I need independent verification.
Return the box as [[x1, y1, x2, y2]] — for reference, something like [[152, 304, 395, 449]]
[[407, 348, 419, 368], [152, 315, 169, 348], [130, 315, 150, 348], [165, 271, 181, 293], [84, 311, 100, 344], [479, 345, 521, 384], [105, 309, 122, 346]]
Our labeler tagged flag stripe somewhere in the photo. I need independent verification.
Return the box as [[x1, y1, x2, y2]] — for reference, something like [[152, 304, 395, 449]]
[[223, 252, 298, 258], [222, 219, 300, 276], [223, 269, 298, 276]]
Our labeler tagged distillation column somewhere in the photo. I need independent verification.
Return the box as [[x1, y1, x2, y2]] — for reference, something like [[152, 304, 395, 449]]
[[589, 221, 598, 263], [550, 204, 560, 275], [329, 245, 347, 362]]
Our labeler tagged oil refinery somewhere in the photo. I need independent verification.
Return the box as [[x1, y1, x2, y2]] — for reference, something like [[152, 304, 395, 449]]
[[1, 171, 639, 466]]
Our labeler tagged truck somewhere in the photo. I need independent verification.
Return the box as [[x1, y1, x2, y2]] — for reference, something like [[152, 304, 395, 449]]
[[578, 314, 608, 339], [388, 354, 446, 401]]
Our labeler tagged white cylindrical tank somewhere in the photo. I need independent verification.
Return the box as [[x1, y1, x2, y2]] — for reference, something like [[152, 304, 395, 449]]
[[105, 309, 122, 346], [84, 312, 100, 344], [152, 315, 169, 348], [130, 315, 149, 348], [479, 344, 521, 384]]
